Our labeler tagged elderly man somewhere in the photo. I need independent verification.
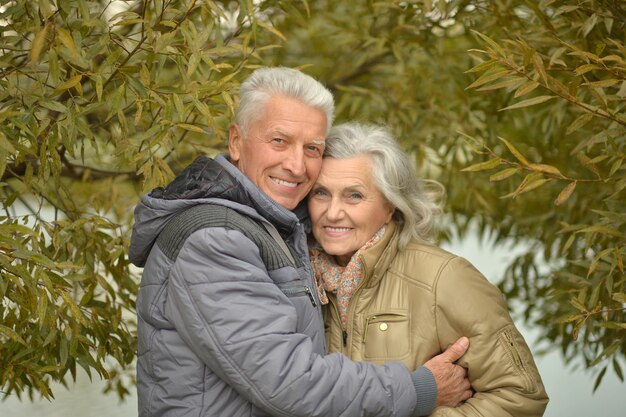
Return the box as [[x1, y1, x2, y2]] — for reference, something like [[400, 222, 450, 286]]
[[129, 67, 471, 417]]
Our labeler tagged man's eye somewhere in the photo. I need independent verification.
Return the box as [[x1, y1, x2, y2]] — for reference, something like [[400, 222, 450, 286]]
[[305, 145, 323, 157], [272, 137, 285, 144]]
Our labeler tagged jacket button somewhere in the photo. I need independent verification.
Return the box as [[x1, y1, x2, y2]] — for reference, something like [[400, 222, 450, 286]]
[[379, 323, 388, 331]]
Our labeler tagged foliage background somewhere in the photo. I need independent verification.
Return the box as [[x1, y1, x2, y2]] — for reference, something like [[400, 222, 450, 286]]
[[1, 0, 624, 401]]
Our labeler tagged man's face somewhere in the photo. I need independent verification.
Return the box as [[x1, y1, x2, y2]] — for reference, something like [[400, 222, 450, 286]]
[[229, 95, 328, 210]]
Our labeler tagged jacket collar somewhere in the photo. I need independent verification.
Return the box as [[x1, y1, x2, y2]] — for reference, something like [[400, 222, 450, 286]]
[[359, 221, 400, 288]]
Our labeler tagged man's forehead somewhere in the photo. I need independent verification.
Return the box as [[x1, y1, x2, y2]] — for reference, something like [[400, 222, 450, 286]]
[[268, 128, 326, 144]]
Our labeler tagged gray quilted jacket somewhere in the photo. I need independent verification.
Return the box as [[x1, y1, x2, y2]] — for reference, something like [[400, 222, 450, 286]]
[[129, 155, 429, 417]]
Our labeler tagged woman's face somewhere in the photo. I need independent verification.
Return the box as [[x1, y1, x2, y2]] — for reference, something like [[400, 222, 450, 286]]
[[308, 155, 394, 266]]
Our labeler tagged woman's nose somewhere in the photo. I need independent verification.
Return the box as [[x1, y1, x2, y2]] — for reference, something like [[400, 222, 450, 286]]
[[325, 199, 344, 220]]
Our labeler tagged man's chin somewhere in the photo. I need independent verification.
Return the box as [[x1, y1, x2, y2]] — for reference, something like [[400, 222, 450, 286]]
[[270, 194, 302, 211]]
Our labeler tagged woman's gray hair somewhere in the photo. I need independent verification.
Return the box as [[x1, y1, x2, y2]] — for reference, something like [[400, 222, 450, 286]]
[[324, 122, 445, 248], [235, 67, 335, 134]]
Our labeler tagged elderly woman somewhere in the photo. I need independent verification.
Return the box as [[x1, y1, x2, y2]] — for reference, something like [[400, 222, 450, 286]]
[[308, 122, 549, 416]]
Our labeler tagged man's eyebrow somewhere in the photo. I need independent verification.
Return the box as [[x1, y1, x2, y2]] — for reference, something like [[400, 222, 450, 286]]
[[273, 129, 291, 137], [309, 140, 325, 146]]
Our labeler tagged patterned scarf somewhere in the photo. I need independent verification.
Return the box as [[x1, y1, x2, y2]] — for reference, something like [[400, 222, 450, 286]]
[[310, 226, 386, 327]]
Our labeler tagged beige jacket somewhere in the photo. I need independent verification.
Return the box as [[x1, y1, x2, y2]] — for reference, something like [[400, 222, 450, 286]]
[[322, 222, 549, 416]]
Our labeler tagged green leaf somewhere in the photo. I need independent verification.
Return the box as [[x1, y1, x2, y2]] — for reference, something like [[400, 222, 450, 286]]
[[466, 68, 511, 90], [566, 113, 594, 135], [593, 367, 607, 393], [577, 225, 623, 237], [0, 324, 27, 345]]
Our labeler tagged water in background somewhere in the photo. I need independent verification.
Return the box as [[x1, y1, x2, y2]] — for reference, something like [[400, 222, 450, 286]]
[[2, 229, 625, 417]]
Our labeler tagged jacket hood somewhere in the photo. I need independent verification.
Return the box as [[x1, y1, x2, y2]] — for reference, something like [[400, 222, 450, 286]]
[[129, 154, 308, 267]]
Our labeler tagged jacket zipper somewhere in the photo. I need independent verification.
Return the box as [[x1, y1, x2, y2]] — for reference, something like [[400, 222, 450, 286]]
[[281, 285, 317, 307], [328, 296, 347, 349], [343, 263, 371, 348]]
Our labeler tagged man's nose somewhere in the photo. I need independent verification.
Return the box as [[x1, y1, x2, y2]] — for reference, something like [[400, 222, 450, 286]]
[[283, 147, 306, 177]]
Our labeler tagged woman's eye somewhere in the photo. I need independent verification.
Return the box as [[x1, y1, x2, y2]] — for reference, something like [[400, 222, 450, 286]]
[[312, 189, 328, 198], [349, 193, 363, 200]]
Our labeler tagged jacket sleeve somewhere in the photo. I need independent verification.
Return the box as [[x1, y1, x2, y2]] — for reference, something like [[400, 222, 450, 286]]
[[431, 257, 549, 417], [165, 226, 418, 417]]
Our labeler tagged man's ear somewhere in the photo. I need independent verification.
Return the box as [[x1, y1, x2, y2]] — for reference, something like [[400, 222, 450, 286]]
[[228, 124, 242, 162]]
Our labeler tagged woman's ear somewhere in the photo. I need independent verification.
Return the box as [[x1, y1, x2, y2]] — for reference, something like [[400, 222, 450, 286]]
[[385, 206, 395, 223]]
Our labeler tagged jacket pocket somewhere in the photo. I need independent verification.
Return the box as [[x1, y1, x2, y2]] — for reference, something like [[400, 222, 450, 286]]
[[497, 325, 538, 393], [280, 285, 318, 307], [363, 312, 410, 360]]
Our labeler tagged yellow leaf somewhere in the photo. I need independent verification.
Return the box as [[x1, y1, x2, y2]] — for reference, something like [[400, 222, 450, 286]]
[[471, 30, 505, 56], [466, 68, 510, 90], [528, 163, 562, 176], [557, 314, 582, 324], [460, 157, 502, 172], [583, 79, 620, 88], [500, 172, 546, 199], [554, 181, 577, 206], [500, 95, 556, 111], [517, 178, 550, 194], [575, 63, 601, 75], [29, 23, 50, 65], [570, 298, 587, 312], [498, 137, 529, 165], [95, 74, 103, 101], [256, 19, 287, 42], [514, 80, 539, 98], [56, 28, 80, 59], [177, 123, 205, 134], [113, 18, 144, 27], [489, 167, 518, 181], [464, 58, 498, 74], [532, 53, 547, 84], [475, 77, 526, 92], [60, 291, 88, 327], [52, 74, 83, 96]]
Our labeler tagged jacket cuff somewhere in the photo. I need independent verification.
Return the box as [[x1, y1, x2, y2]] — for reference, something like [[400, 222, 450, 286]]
[[410, 366, 437, 416]]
